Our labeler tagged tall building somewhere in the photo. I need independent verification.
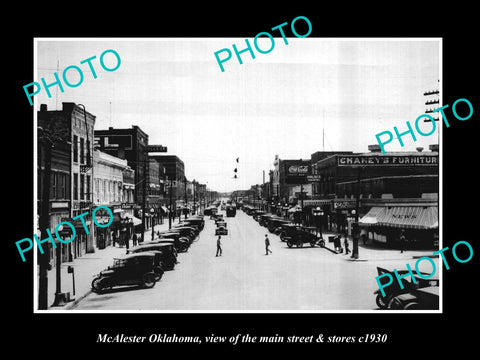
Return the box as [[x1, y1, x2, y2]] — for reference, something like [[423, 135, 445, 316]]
[[150, 155, 185, 207], [93, 149, 136, 248], [94, 126, 149, 213], [38, 102, 96, 257]]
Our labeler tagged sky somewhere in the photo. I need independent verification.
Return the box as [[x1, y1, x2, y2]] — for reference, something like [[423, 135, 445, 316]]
[[35, 38, 440, 193]]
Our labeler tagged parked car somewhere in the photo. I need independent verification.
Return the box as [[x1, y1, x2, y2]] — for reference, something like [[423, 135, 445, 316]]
[[185, 216, 205, 230], [128, 243, 178, 271], [280, 224, 324, 248], [152, 237, 189, 253], [157, 230, 191, 247], [91, 253, 158, 293], [171, 226, 197, 241], [215, 226, 228, 235], [267, 217, 291, 233], [252, 210, 266, 220], [387, 286, 439, 310], [374, 267, 439, 309]]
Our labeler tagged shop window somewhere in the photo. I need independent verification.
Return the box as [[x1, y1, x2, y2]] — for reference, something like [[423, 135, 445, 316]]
[[73, 173, 78, 200], [73, 135, 78, 163]]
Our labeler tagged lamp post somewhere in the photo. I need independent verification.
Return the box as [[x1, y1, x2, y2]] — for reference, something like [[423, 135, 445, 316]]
[[150, 208, 155, 240], [193, 179, 196, 215]]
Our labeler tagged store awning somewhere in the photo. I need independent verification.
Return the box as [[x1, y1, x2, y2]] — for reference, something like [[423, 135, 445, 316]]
[[303, 199, 331, 206], [359, 207, 385, 226], [376, 206, 438, 230]]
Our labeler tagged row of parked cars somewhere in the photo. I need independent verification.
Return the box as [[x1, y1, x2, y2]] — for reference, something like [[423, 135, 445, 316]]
[[242, 206, 326, 248], [90, 215, 205, 293]]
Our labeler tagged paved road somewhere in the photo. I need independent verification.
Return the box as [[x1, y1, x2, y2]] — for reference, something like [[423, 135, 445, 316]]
[[73, 209, 436, 311]]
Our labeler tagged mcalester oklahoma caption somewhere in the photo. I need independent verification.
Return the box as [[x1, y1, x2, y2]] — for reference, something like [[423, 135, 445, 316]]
[[97, 333, 202, 344]]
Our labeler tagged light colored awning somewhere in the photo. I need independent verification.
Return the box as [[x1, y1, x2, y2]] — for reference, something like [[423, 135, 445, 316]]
[[377, 206, 438, 229], [359, 207, 385, 226]]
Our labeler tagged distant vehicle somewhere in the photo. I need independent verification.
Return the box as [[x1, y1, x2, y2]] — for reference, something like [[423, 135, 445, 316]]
[[211, 213, 224, 221], [215, 226, 228, 236], [204, 206, 217, 216], [226, 206, 236, 217], [216, 220, 227, 228], [91, 253, 159, 293], [221, 205, 226, 210]]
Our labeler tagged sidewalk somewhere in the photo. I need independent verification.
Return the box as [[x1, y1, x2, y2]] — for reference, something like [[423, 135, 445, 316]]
[[46, 217, 185, 310], [320, 230, 437, 262]]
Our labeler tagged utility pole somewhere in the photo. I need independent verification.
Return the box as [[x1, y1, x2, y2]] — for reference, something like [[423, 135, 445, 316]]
[[184, 176, 188, 220], [168, 176, 173, 229], [37, 128, 53, 310], [141, 154, 147, 243]]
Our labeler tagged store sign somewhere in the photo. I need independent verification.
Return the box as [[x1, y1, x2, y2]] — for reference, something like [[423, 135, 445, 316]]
[[284, 160, 311, 184], [146, 144, 168, 153], [307, 175, 321, 182], [333, 200, 355, 209], [337, 155, 438, 166]]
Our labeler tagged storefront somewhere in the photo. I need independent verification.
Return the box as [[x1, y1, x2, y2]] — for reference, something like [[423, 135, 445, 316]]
[[359, 204, 438, 248]]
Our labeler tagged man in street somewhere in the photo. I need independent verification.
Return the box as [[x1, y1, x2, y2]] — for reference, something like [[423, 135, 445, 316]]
[[343, 235, 350, 255], [399, 229, 406, 253], [265, 234, 272, 255], [216, 236, 222, 257]]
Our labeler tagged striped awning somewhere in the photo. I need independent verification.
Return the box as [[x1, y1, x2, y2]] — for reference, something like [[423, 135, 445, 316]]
[[359, 207, 384, 226], [303, 199, 332, 206], [376, 206, 438, 229]]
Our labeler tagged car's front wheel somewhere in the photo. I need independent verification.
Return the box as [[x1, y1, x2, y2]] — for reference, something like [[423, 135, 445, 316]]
[[142, 273, 156, 288]]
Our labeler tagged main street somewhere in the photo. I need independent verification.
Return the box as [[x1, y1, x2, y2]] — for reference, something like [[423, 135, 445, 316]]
[[73, 208, 437, 311]]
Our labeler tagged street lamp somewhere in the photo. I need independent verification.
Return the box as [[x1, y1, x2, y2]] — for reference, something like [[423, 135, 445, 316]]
[[150, 207, 155, 240]]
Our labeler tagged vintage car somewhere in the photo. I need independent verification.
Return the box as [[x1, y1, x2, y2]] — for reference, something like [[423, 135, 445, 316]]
[[387, 286, 439, 310], [374, 267, 439, 309], [185, 216, 205, 230], [252, 210, 266, 220], [216, 220, 227, 228], [151, 236, 189, 253], [157, 230, 191, 247], [258, 213, 273, 227], [173, 225, 198, 239], [226, 206, 236, 217], [215, 225, 228, 236], [91, 253, 159, 293], [267, 217, 292, 233], [128, 243, 178, 271], [210, 213, 223, 221], [280, 224, 324, 248]]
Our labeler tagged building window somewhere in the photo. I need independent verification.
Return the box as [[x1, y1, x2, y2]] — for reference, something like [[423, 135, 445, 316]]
[[86, 175, 91, 201], [73, 173, 78, 200], [80, 138, 85, 164], [86, 140, 91, 166], [73, 135, 78, 163], [80, 174, 85, 200]]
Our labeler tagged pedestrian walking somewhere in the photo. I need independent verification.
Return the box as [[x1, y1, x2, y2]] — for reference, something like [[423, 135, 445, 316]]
[[216, 236, 222, 257], [265, 234, 272, 255], [399, 229, 406, 253], [344, 236, 350, 255], [132, 233, 137, 246], [112, 231, 116, 247]]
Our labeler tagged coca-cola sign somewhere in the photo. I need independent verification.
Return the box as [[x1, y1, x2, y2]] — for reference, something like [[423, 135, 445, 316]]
[[288, 165, 309, 174], [283, 160, 311, 184]]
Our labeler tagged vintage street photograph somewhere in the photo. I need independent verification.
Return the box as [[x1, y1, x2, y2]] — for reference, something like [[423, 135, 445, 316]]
[[34, 38, 441, 312]]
